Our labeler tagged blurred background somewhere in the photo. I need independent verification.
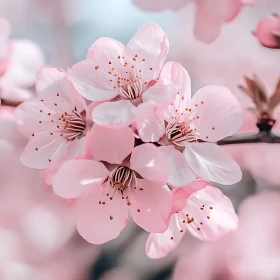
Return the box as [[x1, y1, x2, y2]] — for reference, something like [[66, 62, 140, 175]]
[[1, 0, 280, 279]]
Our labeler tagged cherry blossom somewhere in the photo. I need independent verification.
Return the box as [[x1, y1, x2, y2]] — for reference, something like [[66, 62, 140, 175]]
[[0, 18, 45, 104], [53, 125, 173, 244], [136, 62, 243, 186], [17, 67, 92, 184], [254, 14, 280, 49], [133, 0, 257, 43], [146, 182, 238, 259], [69, 22, 175, 127]]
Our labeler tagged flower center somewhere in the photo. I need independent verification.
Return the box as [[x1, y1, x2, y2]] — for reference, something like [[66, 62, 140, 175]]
[[109, 166, 137, 191], [119, 78, 142, 100], [60, 110, 87, 141], [166, 122, 198, 146]]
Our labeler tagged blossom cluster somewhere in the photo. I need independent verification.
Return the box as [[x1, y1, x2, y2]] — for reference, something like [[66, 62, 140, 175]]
[[17, 22, 243, 258]]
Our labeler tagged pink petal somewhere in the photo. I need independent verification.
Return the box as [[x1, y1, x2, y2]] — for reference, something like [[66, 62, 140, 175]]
[[159, 62, 192, 108], [183, 185, 238, 240], [133, 0, 187, 12], [92, 100, 136, 127], [191, 86, 243, 141], [194, 0, 242, 43], [15, 99, 58, 138], [130, 143, 168, 183], [239, 0, 258, 5], [69, 60, 119, 101], [129, 179, 172, 232], [135, 102, 165, 142], [43, 137, 87, 185], [158, 146, 196, 187], [142, 81, 176, 107], [254, 15, 280, 48], [53, 159, 109, 198], [0, 19, 10, 63], [20, 133, 71, 169], [1, 40, 45, 87], [88, 125, 135, 164], [145, 215, 184, 259], [194, 1, 222, 43], [172, 180, 209, 213], [184, 142, 242, 185], [125, 22, 169, 83], [77, 192, 128, 244], [36, 67, 84, 113]]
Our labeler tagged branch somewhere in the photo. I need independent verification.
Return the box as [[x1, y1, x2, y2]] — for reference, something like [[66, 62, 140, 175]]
[[218, 131, 280, 145]]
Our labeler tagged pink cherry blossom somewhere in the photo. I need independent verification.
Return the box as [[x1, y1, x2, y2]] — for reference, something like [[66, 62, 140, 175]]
[[146, 182, 238, 259], [69, 22, 175, 127], [53, 125, 173, 244], [254, 14, 280, 49], [133, 0, 256, 43], [0, 18, 45, 104], [17, 67, 92, 184], [137, 62, 243, 186]]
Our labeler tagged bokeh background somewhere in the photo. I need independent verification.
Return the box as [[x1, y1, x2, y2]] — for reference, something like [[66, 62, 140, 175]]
[[1, 0, 280, 279]]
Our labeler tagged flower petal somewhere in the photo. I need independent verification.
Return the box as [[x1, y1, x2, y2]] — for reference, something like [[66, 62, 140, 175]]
[[146, 215, 184, 259], [159, 62, 191, 108], [129, 179, 172, 232], [183, 185, 238, 241], [172, 180, 209, 213], [77, 192, 128, 244], [142, 81, 176, 106], [20, 134, 70, 169], [130, 143, 168, 183], [92, 100, 136, 127], [43, 137, 87, 185], [15, 98, 56, 138], [191, 86, 243, 141], [125, 22, 169, 83], [36, 67, 84, 113], [135, 102, 165, 142], [158, 145, 196, 187], [69, 60, 119, 101], [88, 125, 135, 164], [0, 40, 45, 87], [53, 159, 109, 198], [184, 142, 242, 185]]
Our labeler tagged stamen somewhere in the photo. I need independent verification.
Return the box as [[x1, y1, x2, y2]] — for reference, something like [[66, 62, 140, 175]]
[[109, 166, 137, 191]]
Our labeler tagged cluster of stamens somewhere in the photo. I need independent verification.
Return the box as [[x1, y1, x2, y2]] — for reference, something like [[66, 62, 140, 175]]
[[166, 122, 198, 146], [109, 166, 137, 192], [59, 110, 87, 141]]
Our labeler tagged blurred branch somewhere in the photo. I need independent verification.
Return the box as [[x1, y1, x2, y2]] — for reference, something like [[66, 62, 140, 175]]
[[218, 132, 280, 145]]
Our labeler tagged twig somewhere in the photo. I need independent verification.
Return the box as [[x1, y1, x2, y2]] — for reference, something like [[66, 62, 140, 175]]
[[218, 131, 280, 145]]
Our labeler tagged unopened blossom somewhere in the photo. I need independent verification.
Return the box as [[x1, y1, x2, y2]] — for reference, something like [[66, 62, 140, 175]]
[[133, 0, 257, 43], [146, 182, 238, 259], [136, 62, 243, 187], [69, 22, 175, 127], [254, 14, 280, 49], [17, 67, 92, 184], [0, 18, 45, 104], [239, 75, 280, 131], [53, 125, 173, 244]]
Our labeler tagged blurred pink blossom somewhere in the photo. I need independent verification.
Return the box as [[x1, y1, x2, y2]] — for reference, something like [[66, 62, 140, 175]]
[[53, 125, 173, 244], [0, 18, 45, 104], [254, 14, 280, 49], [133, 0, 257, 43]]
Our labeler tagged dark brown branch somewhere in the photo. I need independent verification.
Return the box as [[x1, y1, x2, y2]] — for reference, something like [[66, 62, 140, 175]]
[[218, 131, 280, 145]]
